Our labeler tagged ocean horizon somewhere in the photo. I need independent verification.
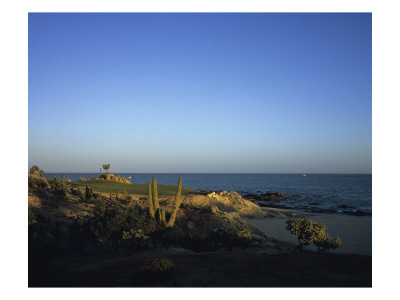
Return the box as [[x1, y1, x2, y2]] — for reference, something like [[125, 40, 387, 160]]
[[45, 173, 372, 216]]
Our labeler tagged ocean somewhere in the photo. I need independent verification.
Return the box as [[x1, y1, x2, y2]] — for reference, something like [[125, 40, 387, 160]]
[[45, 173, 372, 216]]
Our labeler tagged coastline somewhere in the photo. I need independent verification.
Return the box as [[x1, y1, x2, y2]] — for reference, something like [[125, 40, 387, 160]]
[[247, 207, 372, 256]]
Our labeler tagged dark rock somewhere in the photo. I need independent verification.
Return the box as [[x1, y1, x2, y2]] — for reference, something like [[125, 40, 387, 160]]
[[261, 192, 285, 197], [348, 210, 370, 216], [337, 205, 355, 209], [242, 194, 263, 201], [268, 194, 281, 201]]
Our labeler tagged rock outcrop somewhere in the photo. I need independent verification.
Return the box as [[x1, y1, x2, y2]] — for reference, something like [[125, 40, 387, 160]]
[[83, 173, 131, 184], [182, 191, 264, 219]]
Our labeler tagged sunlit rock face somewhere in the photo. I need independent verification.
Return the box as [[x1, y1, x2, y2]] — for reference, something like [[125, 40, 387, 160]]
[[84, 173, 131, 184], [181, 191, 264, 219]]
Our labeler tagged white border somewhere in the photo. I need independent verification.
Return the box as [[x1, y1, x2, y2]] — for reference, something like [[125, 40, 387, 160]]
[[1, 0, 399, 299]]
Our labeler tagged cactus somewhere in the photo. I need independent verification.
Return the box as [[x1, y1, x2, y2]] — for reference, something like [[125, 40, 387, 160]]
[[167, 177, 182, 227], [85, 185, 93, 201], [152, 177, 160, 221], [161, 208, 166, 224], [148, 181, 155, 218], [155, 208, 161, 222]]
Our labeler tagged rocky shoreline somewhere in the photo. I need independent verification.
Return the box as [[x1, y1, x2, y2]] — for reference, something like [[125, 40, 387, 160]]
[[239, 191, 371, 217]]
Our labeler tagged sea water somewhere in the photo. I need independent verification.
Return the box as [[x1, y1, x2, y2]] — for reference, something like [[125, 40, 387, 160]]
[[45, 173, 371, 216]]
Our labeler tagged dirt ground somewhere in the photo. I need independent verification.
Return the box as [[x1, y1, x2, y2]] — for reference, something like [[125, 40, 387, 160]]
[[29, 246, 371, 287]]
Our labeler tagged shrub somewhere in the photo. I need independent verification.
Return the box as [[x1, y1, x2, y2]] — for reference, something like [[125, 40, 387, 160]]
[[28, 174, 47, 188], [122, 228, 150, 241], [85, 185, 94, 201], [286, 218, 342, 252], [29, 165, 45, 177], [29, 165, 40, 175], [50, 175, 67, 194], [70, 185, 84, 198], [139, 257, 175, 272], [213, 226, 252, 248], [87, 199, 159, 243]]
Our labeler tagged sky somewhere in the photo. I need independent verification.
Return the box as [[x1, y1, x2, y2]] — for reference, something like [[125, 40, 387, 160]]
[[28, 13, 372, 173]]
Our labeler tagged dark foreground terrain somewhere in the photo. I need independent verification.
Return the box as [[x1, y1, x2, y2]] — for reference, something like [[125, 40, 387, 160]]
[[28, 176, 371, 287], [29, 248, 371, 287]]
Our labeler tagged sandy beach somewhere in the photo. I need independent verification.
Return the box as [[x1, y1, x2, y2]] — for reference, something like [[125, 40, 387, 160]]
[[247, 208, 372, 256]]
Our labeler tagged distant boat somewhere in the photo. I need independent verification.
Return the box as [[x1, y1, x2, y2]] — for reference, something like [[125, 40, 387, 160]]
[[302, 174, 307, 176]]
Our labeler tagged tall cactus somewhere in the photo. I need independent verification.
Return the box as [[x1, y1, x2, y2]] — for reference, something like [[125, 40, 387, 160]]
[[161, 208, 166, 224], [152, 177, 160, 221], [148, 181, 155, 218], [167, 177, 182, 227]]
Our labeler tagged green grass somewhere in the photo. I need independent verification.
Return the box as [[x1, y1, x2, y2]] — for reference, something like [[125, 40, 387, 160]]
[[71, 179, 198, 196]]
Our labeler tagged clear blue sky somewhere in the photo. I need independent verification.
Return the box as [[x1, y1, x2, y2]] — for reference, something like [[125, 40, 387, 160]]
[[28, 13, 371, 173]]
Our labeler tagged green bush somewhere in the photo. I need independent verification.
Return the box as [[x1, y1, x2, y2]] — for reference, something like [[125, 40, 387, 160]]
[[50, 175, 67, 194], [87, 198, 159, 243], [286, 218, 342, 252], [28, 175, 47, 188], [213, 226, 252, 248], [29, 165, 40, 174], [29, 165, 45, 177], [85, 185, 94, 201], [70, 185, 84, 198], [122, 228, 150, 241]]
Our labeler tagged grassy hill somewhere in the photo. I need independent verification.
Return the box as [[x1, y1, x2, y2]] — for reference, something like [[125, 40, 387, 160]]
[[72, 179, 198, 195]]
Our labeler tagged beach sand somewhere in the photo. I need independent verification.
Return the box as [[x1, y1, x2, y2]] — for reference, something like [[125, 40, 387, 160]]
[[247, 208, 372, 256]]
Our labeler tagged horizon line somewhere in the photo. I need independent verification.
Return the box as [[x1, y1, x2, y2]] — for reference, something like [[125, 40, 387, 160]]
[[42, 172, 372, 175]]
